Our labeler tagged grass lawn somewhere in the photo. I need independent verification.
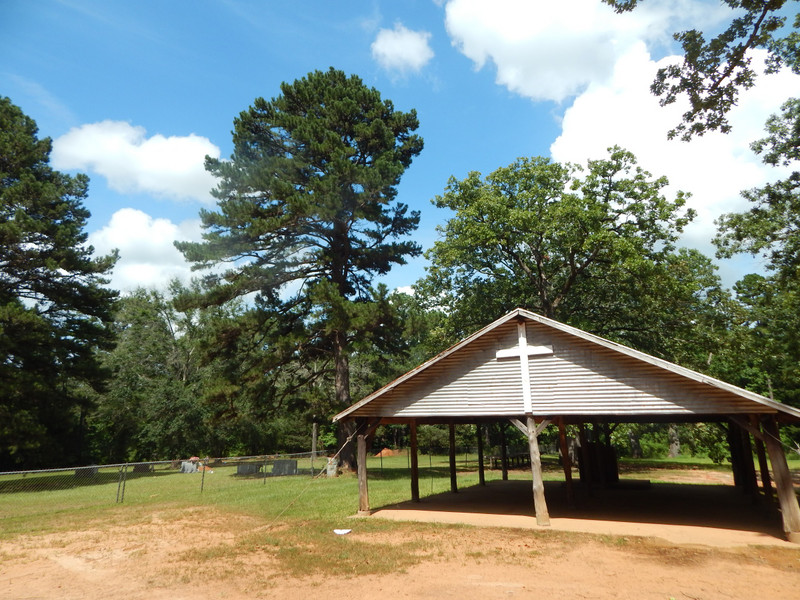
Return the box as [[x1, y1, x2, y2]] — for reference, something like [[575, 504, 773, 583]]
[[1, 452, 799, 581], [2, 451, 796, 537]]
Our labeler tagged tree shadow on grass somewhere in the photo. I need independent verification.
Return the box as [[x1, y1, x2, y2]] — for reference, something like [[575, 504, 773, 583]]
[[0, 468, 179, 494]]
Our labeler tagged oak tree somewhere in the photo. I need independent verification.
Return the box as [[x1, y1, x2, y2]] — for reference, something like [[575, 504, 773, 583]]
[[419, 148, 698, 344]]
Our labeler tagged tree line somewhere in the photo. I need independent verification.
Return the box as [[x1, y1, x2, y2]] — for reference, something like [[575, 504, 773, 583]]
[[2, 3, 798, 469]]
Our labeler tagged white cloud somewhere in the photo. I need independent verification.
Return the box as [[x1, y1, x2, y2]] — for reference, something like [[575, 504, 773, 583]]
[[88, 208, 203, 293], [52, 121, 220, 203], [371, 23, 434, 73], [443, 0, 725, 103], [393, 285, 416, 296], [550, 44, 799, 275]]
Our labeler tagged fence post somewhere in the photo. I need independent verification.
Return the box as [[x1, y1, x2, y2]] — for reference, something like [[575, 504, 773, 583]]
[[200, 460, 206, 493], [116, 464, 128, 503]]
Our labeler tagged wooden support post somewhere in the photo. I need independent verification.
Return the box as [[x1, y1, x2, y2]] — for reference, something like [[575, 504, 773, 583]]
[[727, 422, 743, 489], [762, 417, 800, 542], [578, 423, 592, 495], [593, 422, 607, 487], [500, 424, 509, 481], [357, 430, 370, 515], [409, 421, 420, 502], [527, 416, 550, 526], [557, 418, 575, 507], [448, 422, 458, 493], [739, 423, 758, 501], [751, 415, 773, 500], [477, 423, 485, 486]]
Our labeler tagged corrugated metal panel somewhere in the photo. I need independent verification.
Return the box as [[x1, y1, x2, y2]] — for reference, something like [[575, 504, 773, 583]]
[[353, 322, 525, 418], [524, 324, 764, 416]]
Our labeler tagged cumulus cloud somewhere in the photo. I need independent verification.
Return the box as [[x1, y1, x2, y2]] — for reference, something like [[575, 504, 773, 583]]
[[52, 121, 220, 203], [88, 208, 203, 293], [443, 0, 723, 102], [371, 23, 434, 73], [550, 44, 799, 266]]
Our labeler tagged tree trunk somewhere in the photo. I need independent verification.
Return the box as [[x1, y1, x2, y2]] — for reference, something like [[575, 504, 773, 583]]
[[333, 330, 356, 470], [667, 424, 680, 458], [628, 428, 642, 459], [527, 416, 550, 526]]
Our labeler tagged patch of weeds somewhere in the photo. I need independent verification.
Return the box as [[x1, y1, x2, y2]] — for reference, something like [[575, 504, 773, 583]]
[[249, 519, 433, 578], [598, 534, 630, 547]]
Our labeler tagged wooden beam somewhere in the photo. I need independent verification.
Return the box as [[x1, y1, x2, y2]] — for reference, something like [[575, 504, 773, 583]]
[[739, 423, 758, 501], [500, 424, 508, 481], [727, 422, 743, 489], [527, 415, 550, 526], [409, 420, 420, 502], [762, 417, 800, 542], [354, 418, 381, 515], [730, 415, 765, 442], [578, 423, 591, 491], [751, 415, 773, 500], [477, 423, 485, 486], [510, 417, 551, 436], [448, 422, 458, 493], [510, 418, 529, 436], [558, 418, 575, 507], [357, 431, 370, 515]]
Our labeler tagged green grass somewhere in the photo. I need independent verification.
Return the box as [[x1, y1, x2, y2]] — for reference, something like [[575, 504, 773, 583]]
[[0, 452, 792, 539], [0, 455, 494, 577], [2, 453, 798, 578], [0, 453, 527, 536]]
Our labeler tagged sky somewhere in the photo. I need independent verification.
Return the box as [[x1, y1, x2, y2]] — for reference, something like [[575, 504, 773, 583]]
[[2, 0, 798, 295]]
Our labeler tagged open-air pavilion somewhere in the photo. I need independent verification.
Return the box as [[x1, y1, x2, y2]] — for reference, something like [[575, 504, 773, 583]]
[[333, 308, 800, 542]]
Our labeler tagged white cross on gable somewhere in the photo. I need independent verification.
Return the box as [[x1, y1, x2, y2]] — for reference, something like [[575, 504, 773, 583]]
[[494, 321, 552, 414], [495, 345, 554, 359]]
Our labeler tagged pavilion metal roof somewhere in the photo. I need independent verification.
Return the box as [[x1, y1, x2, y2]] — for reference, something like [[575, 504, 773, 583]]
[[334, 308, 800, 423]]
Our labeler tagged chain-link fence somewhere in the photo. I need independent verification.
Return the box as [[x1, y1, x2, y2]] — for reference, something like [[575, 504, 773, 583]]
[[0, 444, 532, 521], [0, 452, 335, 511]]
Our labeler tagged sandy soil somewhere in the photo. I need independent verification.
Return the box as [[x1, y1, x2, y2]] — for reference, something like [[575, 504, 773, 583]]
[[2, 469, 800, 600]]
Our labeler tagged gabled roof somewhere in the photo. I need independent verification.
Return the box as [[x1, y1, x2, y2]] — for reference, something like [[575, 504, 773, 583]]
[[334, 308, 800, 422]]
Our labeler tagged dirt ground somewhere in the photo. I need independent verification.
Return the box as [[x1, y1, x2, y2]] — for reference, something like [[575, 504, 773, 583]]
[[2, 468, 800, 600]]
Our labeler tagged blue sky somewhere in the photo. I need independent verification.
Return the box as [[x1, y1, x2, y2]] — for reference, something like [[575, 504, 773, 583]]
[[2, 0, 797, 294]]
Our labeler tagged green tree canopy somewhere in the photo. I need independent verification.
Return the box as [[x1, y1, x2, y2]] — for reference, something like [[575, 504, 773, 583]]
[[606, 0, 799, 140], [715, 98, 800, 281], [419, 148, 702, 347], [175, 68, 423, 468], [0, 97, 118, 469]]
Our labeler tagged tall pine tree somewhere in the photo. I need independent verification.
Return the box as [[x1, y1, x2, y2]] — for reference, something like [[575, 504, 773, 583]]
[[0, 97, 118, 468], [176, 69, 423, 468]]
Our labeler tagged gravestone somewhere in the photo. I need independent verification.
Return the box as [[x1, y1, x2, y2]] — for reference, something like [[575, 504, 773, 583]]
[[326, 457, 338, 478], [236, 463, 261, 476], [272, 459, 298, 476], [74, 466, 98, 478], [180, 461, 198, 473]]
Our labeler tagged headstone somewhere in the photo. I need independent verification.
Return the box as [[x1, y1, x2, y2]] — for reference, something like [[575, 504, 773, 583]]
[[272, 459, 298, 476], [326, 457, 338, 478], [180, 461, 198, 473], [75, 466, 98, 478], [236, 463, 261, 476]]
